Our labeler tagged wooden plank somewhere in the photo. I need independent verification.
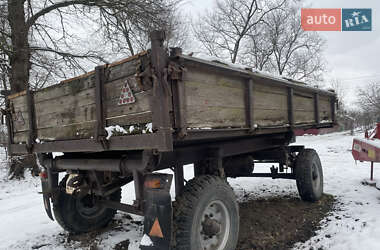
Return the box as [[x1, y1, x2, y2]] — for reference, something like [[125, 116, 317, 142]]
[[319, 96, 332, 121], [14, 90, 152, 132], [252, 82, 288, 96], [106, 111, 152, 127], [10, 53, 146, 110], [14, 120, 95, 143], [184, 69, 246, 129], [186, 105, 289, 128], [293, 92, 314, 111], [184, 67, 244, 89], [185, 81, 245, 109], [186, 106, 246, 128], [254, 109, 288, 126], [294, 111, 315, 124], [184, 71, 291, 129], [12, 78, 151, 130], [253, 89, 287, 110]]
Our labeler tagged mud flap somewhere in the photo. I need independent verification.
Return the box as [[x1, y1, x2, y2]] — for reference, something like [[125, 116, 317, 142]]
[[40, 166, 58, 221], [41, 176, 54, 221], [140, 174, 173, 250]]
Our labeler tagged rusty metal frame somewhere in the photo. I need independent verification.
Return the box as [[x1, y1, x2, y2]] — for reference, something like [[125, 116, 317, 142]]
[[9, 133, 166, 153], [314, 93, 320, 124], [149, 31, 173, 152], [287, 87, 294, 127], [159, 132, 294, 169], [173, 163, 184, 196], [170, 48, 187, 139], [4, 97, 14, 155], [331, 96, 336, 124], [26, 88, 37, 152], [94, 65, 108, 149], [98, 200, 143, 216], [245, 78, 255, 132]]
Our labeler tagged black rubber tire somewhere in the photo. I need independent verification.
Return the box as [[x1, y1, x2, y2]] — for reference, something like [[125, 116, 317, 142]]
[[53, 175, 121, 234], [173, 175, 239, 250], [295, 149, 324, 202]]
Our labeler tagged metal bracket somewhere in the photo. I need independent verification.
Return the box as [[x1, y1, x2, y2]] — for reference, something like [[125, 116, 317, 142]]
[[168, 49, 187, 139], [94, 65, 109, 150], [150, 31, 174, 152], [26, 88, 37, 153]]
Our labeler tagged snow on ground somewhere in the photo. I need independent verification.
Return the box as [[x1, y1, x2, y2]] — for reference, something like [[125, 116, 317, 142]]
[[293, 132, 380, 250], [0, 132, 379, 249]]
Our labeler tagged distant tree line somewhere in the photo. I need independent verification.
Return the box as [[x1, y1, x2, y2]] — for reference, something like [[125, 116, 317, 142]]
[[192, 0, 326, 84], [332, 79, 380, 131]]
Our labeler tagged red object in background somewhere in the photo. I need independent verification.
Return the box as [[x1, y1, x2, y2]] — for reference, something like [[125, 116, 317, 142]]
[[352, 138, 380, 163], [294, 126, 339, 136], [371, 123, 380, 139], [364, 123, 380, 139], [352, 123, 380, 181]]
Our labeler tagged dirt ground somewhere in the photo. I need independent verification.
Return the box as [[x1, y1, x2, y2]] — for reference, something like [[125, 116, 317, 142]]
[[237, 194, 335, 250], [59, 194, 334, 250]]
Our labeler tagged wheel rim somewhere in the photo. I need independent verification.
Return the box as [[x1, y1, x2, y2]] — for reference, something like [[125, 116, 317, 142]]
[[75, 195, 106, 219], [311, 163, 321, 191], [199, 200, 231, 250]]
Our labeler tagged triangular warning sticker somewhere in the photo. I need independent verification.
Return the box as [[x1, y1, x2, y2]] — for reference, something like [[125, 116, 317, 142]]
[[149, 218, 164, 238], [118, 80, 136, 105]]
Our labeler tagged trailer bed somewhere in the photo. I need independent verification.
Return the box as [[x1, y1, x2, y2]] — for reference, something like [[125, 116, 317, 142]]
[[6, 45, 336, 154]]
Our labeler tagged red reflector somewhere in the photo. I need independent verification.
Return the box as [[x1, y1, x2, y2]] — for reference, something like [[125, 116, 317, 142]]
[[39, 171, 48, 179]]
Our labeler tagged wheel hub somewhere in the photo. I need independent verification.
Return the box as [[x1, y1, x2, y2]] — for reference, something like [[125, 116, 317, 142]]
[[202, 217, 221, 236], [76, 195, 105, 219], [199, 200, 230, 250]]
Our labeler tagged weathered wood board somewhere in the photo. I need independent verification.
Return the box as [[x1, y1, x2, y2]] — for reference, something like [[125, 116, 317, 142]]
[[182, 62, 334, 129], [10, 52, 152, 143]]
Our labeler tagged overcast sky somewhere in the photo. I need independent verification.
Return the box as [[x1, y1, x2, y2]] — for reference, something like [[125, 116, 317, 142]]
[[183, 0, 380, 107]]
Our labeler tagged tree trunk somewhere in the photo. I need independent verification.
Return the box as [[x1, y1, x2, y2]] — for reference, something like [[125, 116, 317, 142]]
[[7, 0, 30, 94]]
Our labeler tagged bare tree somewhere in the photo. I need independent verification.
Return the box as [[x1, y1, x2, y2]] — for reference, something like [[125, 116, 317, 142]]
[[192, 0, 325, 84], [358, 82, 380, 116], [328, 78, 346, 111], [93, 6, 190, 57], [263, 2, 325, 83], [193, 0, 285, 63], [4, 0, 180, 94], [0, 1, 10, 95], [239, 22, 273, 71]]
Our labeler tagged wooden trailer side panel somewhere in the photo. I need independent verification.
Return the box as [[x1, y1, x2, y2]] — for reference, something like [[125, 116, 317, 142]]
[[181, 61, 334, 130], [319, 95, 333, 122], [184, 68, 246, 128], [10, 53, 152, 143], [252, 83, 288, 126], [183, 66, 291, 128], [293, 91, 315, 124]]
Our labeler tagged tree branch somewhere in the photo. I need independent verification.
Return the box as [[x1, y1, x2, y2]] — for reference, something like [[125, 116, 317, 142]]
[[26, 0, 98, 29]]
